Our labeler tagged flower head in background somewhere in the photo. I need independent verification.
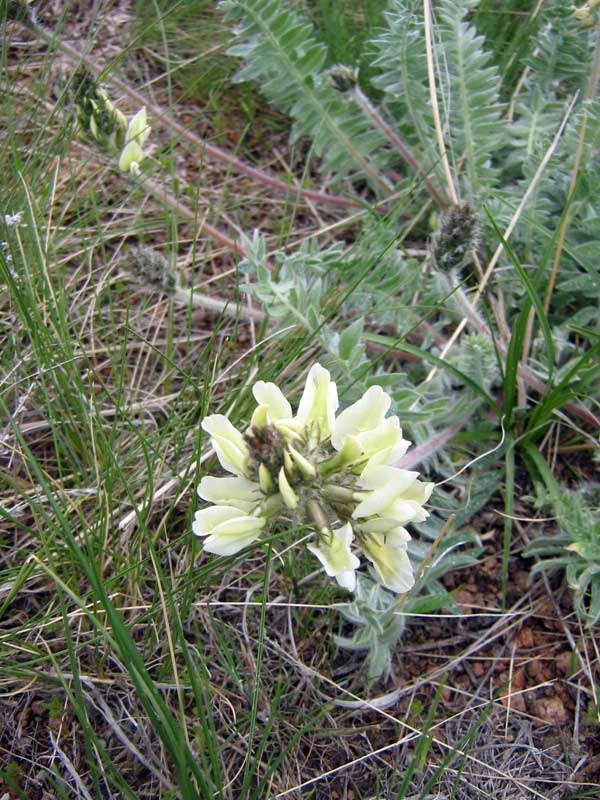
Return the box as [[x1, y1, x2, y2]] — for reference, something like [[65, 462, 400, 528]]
[[194, 364, 433, 594], [72, 71, 150, 175]]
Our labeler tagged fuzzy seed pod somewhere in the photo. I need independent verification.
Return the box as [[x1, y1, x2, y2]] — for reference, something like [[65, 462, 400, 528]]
[[430, 201, 481, 275], [327, 65, 358, 93], [129, 246, 176, 293]]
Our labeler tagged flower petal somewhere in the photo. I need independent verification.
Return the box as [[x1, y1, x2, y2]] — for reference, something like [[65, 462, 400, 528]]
[[251, 381, 293, 427], [192, 505, 264, 555], [353, 464, 433, 525], [332, 386, 409, 466], [127, 107, 150, 146], [360, 527, 414, 593], [357, 517, 412, 542], [197, 475, 261, 512], [307, 522, 360, 591], [118, 140, 144, 173], [201, 414, 250, 476], [361, 417, 410, 465], [332, 385, 390, 447], [296, 363, 338, 444], [334, 568, 357, 592]]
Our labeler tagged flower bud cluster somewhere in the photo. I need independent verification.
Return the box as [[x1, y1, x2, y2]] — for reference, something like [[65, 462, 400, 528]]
[[193, 364, 433, 594], [73, 71, 150, 175]]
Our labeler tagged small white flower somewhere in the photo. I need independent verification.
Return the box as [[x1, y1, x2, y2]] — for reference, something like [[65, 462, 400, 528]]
[[360, 525, 414, 593], [3, 211, 23, 227], [307, 522, 360, 591], [331, 385, 409, 466], [353, 463, 433, 526], [192, 504, 265, 555], [201, 414, 250, 476], [296, 363, 338, 445], [118, 107, 150, 175]]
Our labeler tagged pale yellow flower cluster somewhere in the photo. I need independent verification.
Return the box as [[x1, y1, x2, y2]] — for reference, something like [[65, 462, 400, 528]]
[[193, 364, 433, 593], [74, 79, 150, 176]]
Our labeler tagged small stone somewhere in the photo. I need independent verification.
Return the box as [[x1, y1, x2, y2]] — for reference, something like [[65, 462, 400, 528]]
[[511, 667, 526, 690], [499, 691, 527, 713], [530, 695, 567, 726], [518, 626, 534, 648], [514, 570, 529, 590], [555, 651, 575, 676], [526, 660, 543, 680]]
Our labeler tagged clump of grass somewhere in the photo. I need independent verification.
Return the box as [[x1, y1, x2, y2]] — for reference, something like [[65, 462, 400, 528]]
[[130, 0, 287, 145]]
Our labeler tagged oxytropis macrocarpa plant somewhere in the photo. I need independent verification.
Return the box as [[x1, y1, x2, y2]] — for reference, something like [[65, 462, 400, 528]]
[[193, 364, 433, 594]]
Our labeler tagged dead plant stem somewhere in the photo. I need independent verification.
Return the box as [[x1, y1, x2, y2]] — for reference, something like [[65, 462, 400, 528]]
[[423, 0, 459, 205]]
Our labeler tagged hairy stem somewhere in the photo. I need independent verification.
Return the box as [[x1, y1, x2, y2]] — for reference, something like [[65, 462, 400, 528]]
[[353, 88, 447, 210]]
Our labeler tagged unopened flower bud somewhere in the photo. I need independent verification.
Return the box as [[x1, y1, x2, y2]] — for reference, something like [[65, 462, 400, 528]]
[[306, 499, 331, 534], [321, 484, 355, 505], [259, 463, 274, 494], [278, 467, 299, 510], [288, 445, 316, 479], [283, 448, 295, 478]]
